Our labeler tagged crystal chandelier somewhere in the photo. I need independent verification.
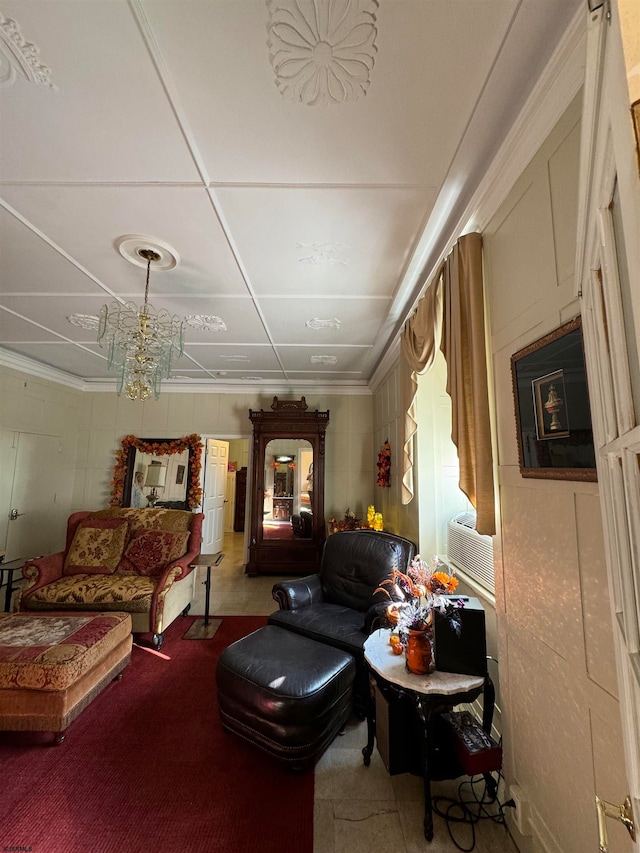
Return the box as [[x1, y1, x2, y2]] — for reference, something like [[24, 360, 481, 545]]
[[97, 248, 184, 401]]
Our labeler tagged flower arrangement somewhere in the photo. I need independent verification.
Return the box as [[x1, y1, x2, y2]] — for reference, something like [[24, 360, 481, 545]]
[[376, 554, 464, 640], [109, 434, 204, 509], [329, 508, 363, 532]]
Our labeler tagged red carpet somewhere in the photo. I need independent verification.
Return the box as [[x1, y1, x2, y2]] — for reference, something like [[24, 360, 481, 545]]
[[0, 616, 314, 853], [263, 522, 294, 540]]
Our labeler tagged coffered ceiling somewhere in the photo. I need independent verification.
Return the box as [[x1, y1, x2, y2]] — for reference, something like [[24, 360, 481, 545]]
[[0, 0, 582, 392]]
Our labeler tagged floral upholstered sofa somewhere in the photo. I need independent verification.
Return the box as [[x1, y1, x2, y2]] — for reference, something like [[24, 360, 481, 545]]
[[18, 508, 204, 649]]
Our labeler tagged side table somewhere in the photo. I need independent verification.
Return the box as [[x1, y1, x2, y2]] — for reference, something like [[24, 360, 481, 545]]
[[363, 628, 488, 842], [0, 558, 25, 612], [184, 552, 224, 640]]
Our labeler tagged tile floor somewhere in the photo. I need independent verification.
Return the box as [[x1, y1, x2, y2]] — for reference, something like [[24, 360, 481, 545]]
[[193, 532, 519, 853]]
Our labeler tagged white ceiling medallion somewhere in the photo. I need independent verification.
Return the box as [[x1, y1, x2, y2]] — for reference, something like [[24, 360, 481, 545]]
[[67, 313, 99, 330], [310, 355, 338, 364], [116, 235, 179, 271], [306, 317, 341, 330], [297, 242, 347, 265], [220, 354, 250, 362], [0, 14, 57, 89], [266, 0, 379, 106], [185, 315, 227, 332]]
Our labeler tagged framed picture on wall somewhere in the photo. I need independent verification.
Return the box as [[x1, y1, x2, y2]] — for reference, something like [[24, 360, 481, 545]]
[[176, 464, 186, 485], [510, 316, 597, 481]]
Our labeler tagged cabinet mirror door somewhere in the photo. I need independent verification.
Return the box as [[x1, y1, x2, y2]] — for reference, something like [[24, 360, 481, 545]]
[[262, 439, 313, 540]]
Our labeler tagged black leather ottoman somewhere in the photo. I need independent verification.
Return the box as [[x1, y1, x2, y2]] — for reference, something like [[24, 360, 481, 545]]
[[216, 624, 356, 770]]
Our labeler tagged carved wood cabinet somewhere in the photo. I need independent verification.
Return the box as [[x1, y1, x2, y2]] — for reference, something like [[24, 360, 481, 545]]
[[246, 397, 329, 576]]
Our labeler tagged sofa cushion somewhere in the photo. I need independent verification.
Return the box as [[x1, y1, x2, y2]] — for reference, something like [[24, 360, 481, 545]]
[[23, 574, 156, 613], [121, 529, 190, 577], [91, 508, 193, 536], [63, 518, 129, 576]]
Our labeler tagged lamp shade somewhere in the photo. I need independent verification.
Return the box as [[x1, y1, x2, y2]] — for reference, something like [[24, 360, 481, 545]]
[[144, 462, 167, 488]]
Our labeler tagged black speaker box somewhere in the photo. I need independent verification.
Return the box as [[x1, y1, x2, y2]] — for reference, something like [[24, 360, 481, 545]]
[[434, 596, 487, 677]]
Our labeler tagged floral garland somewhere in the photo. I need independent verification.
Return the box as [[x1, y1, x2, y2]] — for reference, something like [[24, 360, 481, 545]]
[[376, 440, 391, 488], [110, 434, 204, 509]]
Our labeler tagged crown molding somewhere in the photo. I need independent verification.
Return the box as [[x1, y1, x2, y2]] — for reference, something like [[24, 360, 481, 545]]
[[369, 337, 400, 392], [0, 347, 86, 390], [0, 349, 371, 396]]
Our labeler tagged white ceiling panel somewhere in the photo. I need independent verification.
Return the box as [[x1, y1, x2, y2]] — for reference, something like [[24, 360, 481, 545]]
[[0, 205, 104, 296], [0, 1, 200, 184], [0, 186, 248, 297], [184, 344, 281, 373], [142, 0, 517, 185], [260, 296, 389, 345], [0, 310, 62, 343], [215, 186, 435, 296], [278, 345, 371, 373], [0, 0, 582, 392], [1, 295, 118, 343]]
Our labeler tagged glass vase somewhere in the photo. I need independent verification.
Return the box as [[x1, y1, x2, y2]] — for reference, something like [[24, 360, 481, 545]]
[[405, 626, 435, 675]]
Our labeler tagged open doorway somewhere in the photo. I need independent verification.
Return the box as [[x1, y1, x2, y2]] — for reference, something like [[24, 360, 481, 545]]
[[200, 436, 250, 557]]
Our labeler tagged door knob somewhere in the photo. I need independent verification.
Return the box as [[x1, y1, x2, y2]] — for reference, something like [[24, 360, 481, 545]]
[[595, 795, 635, 852], [9, 509, 24, 520]]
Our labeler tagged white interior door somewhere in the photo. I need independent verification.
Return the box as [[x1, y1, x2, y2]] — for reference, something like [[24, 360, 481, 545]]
[[578, 3, 640, 847], [2, 432, 64, 562], [201, 439, 228, 554]]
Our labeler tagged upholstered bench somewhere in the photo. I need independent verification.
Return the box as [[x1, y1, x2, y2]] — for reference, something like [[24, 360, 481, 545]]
[[216, 625, 355, 770], [0, 611, 132, 744]]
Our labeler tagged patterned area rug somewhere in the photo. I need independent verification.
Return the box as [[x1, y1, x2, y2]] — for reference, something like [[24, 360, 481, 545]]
[[0, 615, 314, 853]]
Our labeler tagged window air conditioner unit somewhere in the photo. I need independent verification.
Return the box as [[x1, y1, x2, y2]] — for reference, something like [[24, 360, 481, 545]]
[[447, 511, 494, 592]]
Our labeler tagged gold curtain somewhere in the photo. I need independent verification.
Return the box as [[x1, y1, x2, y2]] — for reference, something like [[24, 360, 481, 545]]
[[400, 269, 443, 504], [441, 233, 495, 535], [400, 232, 496, 536]]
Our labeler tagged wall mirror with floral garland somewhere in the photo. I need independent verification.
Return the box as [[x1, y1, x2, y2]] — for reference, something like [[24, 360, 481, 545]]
[[110, 435, 203, 510]]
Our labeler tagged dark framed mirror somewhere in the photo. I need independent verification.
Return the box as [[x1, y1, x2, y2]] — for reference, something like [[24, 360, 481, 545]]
[[246, 398, 329, 575], [111, 434, 204, 510]]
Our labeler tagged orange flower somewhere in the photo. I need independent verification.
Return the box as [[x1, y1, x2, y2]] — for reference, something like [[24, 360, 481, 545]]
[[432, 571, 458, 593]]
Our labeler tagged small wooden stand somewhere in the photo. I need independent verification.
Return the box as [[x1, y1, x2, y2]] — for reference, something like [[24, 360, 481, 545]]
[[183, 553, 224, 640]]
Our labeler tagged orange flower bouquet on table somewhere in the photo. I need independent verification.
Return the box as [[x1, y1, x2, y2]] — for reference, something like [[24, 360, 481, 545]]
[[375, 555, 464, 673]]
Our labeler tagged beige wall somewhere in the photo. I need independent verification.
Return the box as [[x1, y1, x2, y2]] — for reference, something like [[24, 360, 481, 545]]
[[0, 366, 89, 555], [59, 389, 373, 527], [485, 93, 629, 852], [1, 376, 376, 555]]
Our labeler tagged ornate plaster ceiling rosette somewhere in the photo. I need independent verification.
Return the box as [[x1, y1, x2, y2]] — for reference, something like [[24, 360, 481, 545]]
[[267, 0, 379, 106], [185, 315, 227, 332], [67, 314, 99, 331], [0, 14, 56, 89], [297, 242, 347, 264], [306, 317, 341, 330]]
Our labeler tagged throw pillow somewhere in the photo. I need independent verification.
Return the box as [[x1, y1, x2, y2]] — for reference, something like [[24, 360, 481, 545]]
[[122, 530, 190, 577], [64, 517, 130, 576]]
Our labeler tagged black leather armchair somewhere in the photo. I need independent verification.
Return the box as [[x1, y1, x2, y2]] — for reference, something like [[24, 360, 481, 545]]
[[269, 529, 416, 714]]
